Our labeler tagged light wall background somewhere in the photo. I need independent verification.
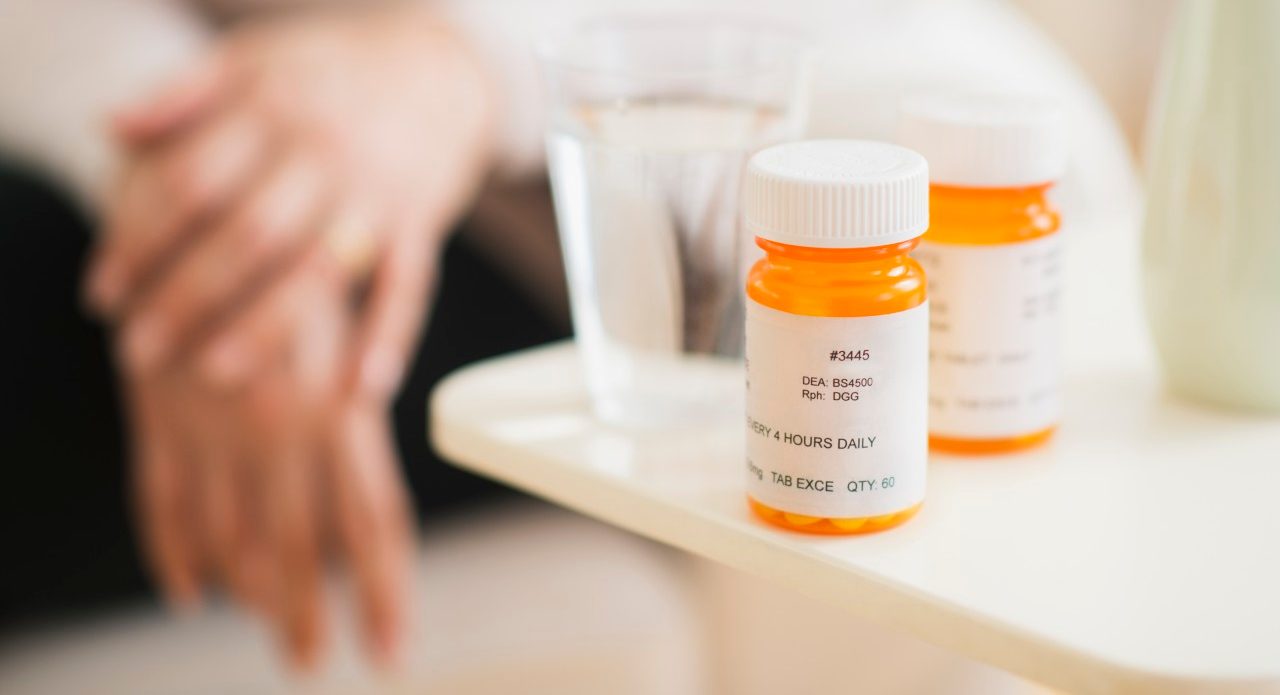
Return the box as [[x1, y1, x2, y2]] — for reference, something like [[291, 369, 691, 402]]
[[1014, 0, 1176, 154]]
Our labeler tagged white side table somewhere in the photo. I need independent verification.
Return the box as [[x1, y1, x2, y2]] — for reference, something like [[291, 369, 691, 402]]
[[431, 217, 1280, 694]]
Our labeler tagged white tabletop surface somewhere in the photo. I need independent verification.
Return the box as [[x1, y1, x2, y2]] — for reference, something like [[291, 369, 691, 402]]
[[431, 216, 1280, 694]]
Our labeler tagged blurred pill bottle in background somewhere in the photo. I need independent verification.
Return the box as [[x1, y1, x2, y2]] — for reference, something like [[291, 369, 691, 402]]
[[743, 140, 929, 534], [899, 94, 1068, 453]]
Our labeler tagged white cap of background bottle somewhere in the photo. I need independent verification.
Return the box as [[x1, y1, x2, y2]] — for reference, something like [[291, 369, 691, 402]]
[[743, 139, 930, 249], [897, 93, 1068, 188]]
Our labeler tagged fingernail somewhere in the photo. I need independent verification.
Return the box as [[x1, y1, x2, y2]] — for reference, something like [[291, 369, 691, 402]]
[[287, 629, 322, 674], [359, 349, 404, 397], [124, 317, 169, 373], [165, 581, 202, 616], [238, 560, 273, 619], [374, 623, 403, 669], [167, 595, 201, 616], [87, 261, 124, 314], [202, 339, 250, 386]]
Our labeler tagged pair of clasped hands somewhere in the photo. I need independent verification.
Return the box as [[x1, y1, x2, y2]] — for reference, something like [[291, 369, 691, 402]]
[[82, 7, 494, 670]]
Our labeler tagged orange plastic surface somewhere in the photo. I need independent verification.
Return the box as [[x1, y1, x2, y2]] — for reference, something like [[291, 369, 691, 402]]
[[746, 237, 926, 534], [925, 183, 1061, 454]]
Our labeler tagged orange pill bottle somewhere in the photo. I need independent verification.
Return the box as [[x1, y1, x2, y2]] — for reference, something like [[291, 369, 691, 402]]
[[898, 94, 1067, 454], [743, 140, 929, 534]]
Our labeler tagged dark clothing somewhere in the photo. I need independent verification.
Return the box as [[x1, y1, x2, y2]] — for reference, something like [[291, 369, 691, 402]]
[[0, 164, 565, 633]]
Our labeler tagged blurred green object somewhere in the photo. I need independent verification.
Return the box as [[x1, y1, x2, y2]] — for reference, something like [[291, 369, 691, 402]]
[[1143, 0, 1280, 412]]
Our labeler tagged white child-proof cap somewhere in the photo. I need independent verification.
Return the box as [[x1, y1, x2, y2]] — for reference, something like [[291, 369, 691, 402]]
[[897, 92, 1068, 188], [744, 140, 929, 249]]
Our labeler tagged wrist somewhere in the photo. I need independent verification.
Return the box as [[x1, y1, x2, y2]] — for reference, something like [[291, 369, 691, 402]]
[[384, 6, 499, 158]]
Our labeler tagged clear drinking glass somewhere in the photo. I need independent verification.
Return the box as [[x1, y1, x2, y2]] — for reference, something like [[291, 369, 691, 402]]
[[540, 15, 808, 426]]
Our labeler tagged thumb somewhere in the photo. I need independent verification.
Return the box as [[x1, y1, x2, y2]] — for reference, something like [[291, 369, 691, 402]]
[[350, 229, 438, 402], [112, 51, 231, 145]]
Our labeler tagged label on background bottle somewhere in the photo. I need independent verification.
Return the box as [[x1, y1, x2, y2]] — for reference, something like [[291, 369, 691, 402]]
[[914, 235, 1062, 439], [745, 300, 928, 519]]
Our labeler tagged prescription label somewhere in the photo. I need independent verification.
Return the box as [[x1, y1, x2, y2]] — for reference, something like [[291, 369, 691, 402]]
[[914, 235, 1061, 438], [745, 300, 928, 518]]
